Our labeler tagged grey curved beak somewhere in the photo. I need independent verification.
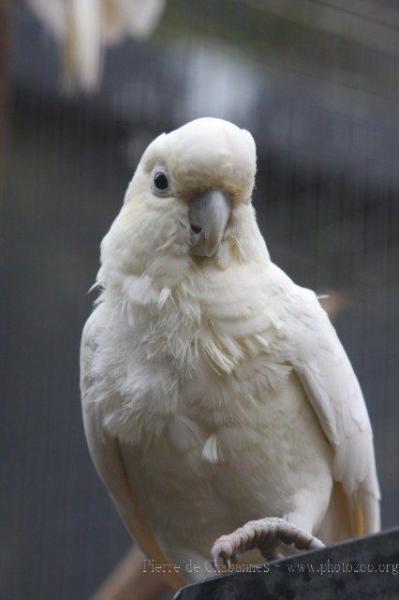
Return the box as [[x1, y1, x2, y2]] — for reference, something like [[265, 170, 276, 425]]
[[188, 190, 231, 258]]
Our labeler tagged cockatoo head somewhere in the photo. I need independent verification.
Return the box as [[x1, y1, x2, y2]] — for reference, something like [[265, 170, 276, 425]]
[[100, 118, 264, 290]]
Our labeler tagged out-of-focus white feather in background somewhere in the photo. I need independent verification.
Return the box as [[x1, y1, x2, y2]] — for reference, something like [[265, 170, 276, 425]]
[[26, 0, 166, 90]]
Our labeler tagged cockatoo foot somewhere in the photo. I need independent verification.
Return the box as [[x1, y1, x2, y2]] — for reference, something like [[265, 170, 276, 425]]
[[211, 517, 324, 571]]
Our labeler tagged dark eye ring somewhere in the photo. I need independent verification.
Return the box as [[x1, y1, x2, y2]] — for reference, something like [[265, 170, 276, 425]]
[[153, 170, 169, 193]]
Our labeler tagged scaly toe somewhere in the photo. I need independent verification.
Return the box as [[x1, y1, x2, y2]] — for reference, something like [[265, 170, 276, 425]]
[[211, 518, 325, 571]]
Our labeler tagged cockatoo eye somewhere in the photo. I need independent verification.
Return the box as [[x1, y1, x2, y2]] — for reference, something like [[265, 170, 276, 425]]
[[152, 169, 170, 195]]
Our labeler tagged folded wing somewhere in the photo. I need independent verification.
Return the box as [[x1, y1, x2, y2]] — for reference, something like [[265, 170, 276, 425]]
[[80, 309, 184, 589], [288, 287, 380, 535]]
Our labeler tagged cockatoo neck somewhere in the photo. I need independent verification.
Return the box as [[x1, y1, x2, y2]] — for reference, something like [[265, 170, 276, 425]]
[[96, 202, 269, 313], [94, 203, 273, 376]]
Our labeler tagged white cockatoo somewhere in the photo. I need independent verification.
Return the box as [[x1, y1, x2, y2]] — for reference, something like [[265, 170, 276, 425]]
[[80, 117, 380, 589]]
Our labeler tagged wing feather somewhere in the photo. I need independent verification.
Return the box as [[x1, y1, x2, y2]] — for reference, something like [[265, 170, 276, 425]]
[[288, 287, 381, 535], [80, 309, 184, 589]]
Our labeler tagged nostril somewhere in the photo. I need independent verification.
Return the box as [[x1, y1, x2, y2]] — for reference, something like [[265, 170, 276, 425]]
[[190, 223, 202, 235]]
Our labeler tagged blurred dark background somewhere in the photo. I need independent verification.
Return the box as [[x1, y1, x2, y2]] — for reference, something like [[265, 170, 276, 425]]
[[2, 1, 399, 598]]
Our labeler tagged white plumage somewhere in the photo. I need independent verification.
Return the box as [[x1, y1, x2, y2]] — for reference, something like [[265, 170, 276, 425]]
[[80, 117, 380, 587]]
